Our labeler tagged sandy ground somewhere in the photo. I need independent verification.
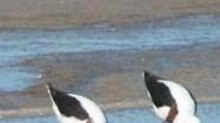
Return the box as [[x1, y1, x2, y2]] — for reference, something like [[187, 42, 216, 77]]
[[0, 0, 220, 28], [0, 0, 220, 118], [0, 44, 220, 118]]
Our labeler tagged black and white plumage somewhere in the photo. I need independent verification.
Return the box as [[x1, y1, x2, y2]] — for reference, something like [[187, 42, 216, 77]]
[[46, 84, 107, 123], [143, 71, 200, 123]]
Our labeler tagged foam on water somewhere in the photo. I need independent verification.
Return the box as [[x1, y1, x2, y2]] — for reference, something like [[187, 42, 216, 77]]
[[0, 14, 220, 91], [0, 103, 219, 123]]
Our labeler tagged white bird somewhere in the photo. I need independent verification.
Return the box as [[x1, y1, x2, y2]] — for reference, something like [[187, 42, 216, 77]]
[[46, 84, 107, 123], [143, 71, 200, 123]]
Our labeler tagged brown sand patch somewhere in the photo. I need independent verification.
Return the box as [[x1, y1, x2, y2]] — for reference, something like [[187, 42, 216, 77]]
[[1, 45, 220, 117], [0, 0, 220, 27]]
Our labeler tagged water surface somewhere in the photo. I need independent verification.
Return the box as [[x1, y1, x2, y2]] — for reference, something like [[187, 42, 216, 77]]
[[0, 103, 220, 123], [0, 14, 220, 91]]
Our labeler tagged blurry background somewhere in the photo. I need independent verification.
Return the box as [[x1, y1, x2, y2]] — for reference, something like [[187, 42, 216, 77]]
[[0, 0, 220, 123], [0, 0, 220, 28]]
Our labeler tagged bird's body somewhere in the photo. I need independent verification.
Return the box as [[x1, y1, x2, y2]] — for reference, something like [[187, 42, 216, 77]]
[[143, 71, 200, 123], [46, 84, 107, 123]]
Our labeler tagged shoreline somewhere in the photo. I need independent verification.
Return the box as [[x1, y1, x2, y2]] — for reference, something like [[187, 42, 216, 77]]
[[1, 44, 220, 118], [1, 97, 220, 119], [0, 0, 220, 28], [1, 0, 220, 117]]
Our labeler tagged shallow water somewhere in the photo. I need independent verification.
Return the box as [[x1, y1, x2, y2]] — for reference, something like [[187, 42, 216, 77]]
[[0, 66, 38, 90], [0, 103, 220, 123], [0, 14, 220, 91]]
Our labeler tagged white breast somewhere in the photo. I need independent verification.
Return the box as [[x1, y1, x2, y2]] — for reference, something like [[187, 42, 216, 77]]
[[158, 80, 196, 115], [69, 94, 107, 123]]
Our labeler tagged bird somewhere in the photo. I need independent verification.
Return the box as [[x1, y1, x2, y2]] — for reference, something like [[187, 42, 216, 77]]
[[143, 71, 200, 123], [46, 84, 107, 123]]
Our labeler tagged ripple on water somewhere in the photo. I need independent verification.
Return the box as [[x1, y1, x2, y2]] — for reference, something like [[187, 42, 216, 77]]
[[0, 103, 220, 123], [0, 14, 220, 91]]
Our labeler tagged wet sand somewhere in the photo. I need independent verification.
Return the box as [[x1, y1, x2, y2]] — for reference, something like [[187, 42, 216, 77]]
[[0, 43, 220, 118], [1, 0, 220, 28], [0, 0, 220, 118]]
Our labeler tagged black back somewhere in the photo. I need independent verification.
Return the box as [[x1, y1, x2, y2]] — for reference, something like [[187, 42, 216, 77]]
[[47, 84, 89, 120], [143, 71, 176, 108]]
